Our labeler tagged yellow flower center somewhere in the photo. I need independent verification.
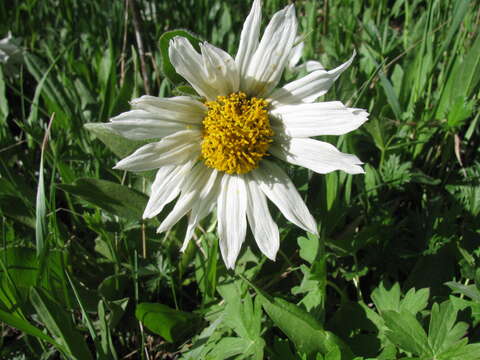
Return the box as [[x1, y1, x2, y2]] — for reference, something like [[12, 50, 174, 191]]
[[201, 92, 274, 175]]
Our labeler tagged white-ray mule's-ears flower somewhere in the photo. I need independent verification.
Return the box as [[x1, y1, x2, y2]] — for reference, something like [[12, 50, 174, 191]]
[[98, 0, 368, 269]]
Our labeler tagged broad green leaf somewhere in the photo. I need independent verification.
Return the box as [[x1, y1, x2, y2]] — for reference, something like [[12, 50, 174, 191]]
[[206, 337, 253, 360], [98, 274, 128, 301], [371, 282, 401, 313], [298, 234, 319, 264], [84, 122, 148, 159], [383, 310, 432, 357], [58, 178, 148, 220], [363, 118, 385, 152], [457, 33, 480, 97], [446, 97, 475, 130], [259, 295, 352, 359], [221, 289, 265, 359], [30, 287, 93, 360], [291, 264, 325, 313], [428, 301, 457, 353], [400, 288, 429, 315], [438, 342, 480, 360], [0, 247, 67, 308], [158, 30, 202, 84], [135, 303, 199, 343], [325, 347, 342, 360], [445, 281, 480, 302]]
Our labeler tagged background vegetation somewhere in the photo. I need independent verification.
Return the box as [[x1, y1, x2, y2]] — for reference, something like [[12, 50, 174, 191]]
[[1, 0, 479, 359]]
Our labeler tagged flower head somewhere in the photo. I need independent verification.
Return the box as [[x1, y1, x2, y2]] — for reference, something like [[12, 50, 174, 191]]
[[106, 0, 368, 269]]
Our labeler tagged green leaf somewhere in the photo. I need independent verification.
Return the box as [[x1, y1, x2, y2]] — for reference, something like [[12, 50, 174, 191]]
[[25, 53, 65, 127], [0, 247, 68, 308], [0, 67, 8, 125], [135, 303, 199, 343], [98, 274, 128, 301], [400, 288, 430, 315], [364, 118, 386, 152], [58, 178, 148, 220], [65, 270, 107, 359], [35, 145, 47, 258], [259, 295, 352, 359], [383, 310, 433, 357], [325, 347, 342, 360], [298, 234, 320, 265], [446, 96, 475, 130], [291, 264, 324, 313], [221, 289, 265, 359], [159, 30, 202, 84], [445, 281, 480, 302], [438, 342, 480, 360], [0, 194, 36, 228], [428, 301, 458, 353], [475, 269, 480, 293], [371, 282, 401, 313], [84, 122, 148, 159], [0, 308, 63, 350], [30, 287, 93, 360], [379, 69, 402, 120], [457, 33, 480, 97], [98, 300, 118, 360], [206, 337, 253, 360], [194, 233, 218, 301]]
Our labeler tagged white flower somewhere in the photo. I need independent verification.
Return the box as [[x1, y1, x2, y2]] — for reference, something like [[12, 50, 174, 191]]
[[106, 0, 368, 269]]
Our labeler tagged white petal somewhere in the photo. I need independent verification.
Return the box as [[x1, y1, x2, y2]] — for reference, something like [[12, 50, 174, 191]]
[[271, 102, 369, 138], [287, 38, 304, 70], [169, 37, 240, 100], [235, 0, 262, 83], [271, 137, 364, 175], [180, 172, 221, 252], [169, 37, 217, 100], [243, 4, 298, 96], [217, 174, 247, 269], [143, 160, 196, 219], [268, 51, 356, 106], [245, 175, 279, 260], [305, 60, 324, 72], [200, 42, 239, 96], [252, 160, 317, 235], [130, 95, 207, 123], [113, 129, 201, 171], [106, 110, 201, 140], [157, 164, 215, 233]]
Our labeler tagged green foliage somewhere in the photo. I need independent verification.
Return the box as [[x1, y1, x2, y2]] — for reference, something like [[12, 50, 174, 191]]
[[1, 0, 480, 358], [135, 303, 200, 343], [158, 30, 203, 85]]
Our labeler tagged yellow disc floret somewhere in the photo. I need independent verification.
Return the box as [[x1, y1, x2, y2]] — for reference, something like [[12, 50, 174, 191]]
[[201, 92, 273, 174]]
